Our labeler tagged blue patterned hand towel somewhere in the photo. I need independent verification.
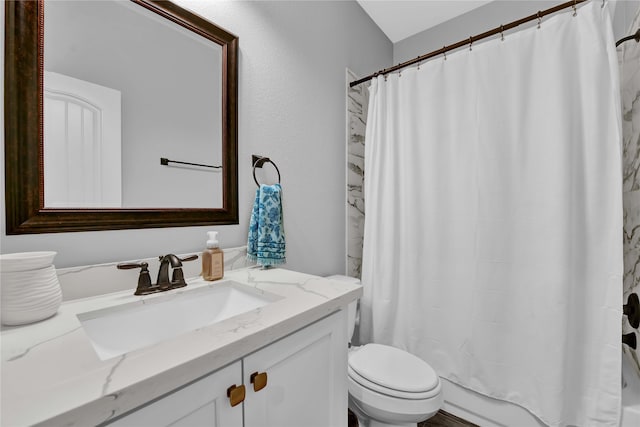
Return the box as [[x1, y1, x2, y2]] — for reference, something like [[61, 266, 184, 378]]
[[247, 184, 286, 266]]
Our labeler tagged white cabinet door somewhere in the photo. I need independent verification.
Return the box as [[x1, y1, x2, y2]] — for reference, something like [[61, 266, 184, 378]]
[[108, 361, 243, 427], [243, 310, 348, 427]]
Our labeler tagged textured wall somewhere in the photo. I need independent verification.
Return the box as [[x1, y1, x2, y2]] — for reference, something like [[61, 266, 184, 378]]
[[394, 0, 640, 64], [0, 1, 392, 275]]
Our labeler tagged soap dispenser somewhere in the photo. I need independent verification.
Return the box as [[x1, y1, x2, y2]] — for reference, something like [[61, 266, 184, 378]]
[[202, 231, 224, 281]]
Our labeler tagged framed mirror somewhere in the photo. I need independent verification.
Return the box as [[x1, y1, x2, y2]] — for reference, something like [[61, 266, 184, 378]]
[[4, 0, 238, 234]]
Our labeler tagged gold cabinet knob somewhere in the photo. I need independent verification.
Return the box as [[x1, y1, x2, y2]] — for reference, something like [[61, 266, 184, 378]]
[[227, 384, 246, 407], [250, 371, 268, 392]]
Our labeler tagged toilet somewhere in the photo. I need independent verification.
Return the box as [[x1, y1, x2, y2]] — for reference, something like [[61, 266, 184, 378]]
[[328, 276, 442, 427]]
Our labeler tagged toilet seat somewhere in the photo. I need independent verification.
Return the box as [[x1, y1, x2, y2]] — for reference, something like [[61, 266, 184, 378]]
[[348, 370, 443, 426], [348, 343, 439, 397], [348, 366, 441, 400]]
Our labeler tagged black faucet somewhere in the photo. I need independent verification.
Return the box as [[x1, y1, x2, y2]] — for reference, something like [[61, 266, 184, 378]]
[[117, 254, 198, 295], [157, 254, 193, 290]]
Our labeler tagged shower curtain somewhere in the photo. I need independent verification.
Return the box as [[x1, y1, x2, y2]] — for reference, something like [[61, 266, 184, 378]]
[[360, 2, 623, 426]]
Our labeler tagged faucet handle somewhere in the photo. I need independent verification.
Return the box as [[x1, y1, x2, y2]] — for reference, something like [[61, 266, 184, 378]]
[[179, 254, 199, 263], [117, 262, 154, 295], [117, 262, 147, 270]]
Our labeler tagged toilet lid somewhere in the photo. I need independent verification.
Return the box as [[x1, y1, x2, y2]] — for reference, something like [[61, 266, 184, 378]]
[[348, 344, 439, 393]]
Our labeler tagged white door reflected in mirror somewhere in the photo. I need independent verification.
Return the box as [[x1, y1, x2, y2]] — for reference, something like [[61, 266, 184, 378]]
[[44, 71, 122, 208]]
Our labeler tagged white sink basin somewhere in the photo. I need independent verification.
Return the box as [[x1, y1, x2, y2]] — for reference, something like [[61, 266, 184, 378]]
[[78, 281, 280, 360]]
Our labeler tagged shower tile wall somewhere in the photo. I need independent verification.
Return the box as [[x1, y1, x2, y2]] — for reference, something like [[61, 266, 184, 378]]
[[346, 69, 368, 278], [621, 6, 640, 378]]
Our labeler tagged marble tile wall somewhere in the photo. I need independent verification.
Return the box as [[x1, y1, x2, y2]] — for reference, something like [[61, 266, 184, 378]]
[[620, 6, 640, 378], [346, 69, 369, 279]]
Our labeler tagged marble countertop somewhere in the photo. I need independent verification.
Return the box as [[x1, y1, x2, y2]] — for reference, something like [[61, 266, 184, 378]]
[[1, 268, 362, 427]]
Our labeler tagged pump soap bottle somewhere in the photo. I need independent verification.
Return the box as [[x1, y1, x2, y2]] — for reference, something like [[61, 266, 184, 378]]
[[202, 231, 224, 281]]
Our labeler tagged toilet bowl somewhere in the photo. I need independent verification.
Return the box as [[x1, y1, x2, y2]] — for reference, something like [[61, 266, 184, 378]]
[[327, 276, 443, 427]]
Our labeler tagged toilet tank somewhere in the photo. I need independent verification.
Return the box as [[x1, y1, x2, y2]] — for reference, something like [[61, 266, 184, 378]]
[[326, 275, 360, 341]]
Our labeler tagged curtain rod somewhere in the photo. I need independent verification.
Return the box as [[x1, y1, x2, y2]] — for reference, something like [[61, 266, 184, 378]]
[[350, 0, 591, 87]]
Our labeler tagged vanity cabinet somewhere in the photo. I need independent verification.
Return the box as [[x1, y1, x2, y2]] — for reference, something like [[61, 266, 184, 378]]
[[243, 309, 347, 427], [108, 361, 243, 427], [108, 310, 347, 427]]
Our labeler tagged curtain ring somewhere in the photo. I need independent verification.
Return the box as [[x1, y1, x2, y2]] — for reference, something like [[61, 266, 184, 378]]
[[573, 0, 577, 16], [537, 11, 542, 29], [469, 36, 473, 51], [500, 25, 505, 41], [443, 46, 447, 61], [416, 56, 421, 70]]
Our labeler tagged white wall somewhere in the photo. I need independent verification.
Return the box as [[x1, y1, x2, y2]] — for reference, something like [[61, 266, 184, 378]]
[[615, 0, 640, 37], [0, 0, 393, 275], [394, 0, 640, 64]]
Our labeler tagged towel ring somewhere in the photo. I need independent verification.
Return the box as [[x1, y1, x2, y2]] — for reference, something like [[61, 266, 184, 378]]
[[252, 155, 281, 187]]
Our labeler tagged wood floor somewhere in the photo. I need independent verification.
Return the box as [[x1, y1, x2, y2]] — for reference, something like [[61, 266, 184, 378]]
[[419, 410, 479, 427], [348, 409, 478, 427]]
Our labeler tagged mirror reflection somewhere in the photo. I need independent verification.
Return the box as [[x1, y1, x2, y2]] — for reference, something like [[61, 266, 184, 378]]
[[44, 0, 223, 209]]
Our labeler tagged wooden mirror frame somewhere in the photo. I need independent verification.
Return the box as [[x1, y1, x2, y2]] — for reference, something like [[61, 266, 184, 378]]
[[4, 0, 238, 234]]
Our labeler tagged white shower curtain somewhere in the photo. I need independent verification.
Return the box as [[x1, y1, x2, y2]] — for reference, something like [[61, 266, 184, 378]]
[[360, 2, 623, 426]]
